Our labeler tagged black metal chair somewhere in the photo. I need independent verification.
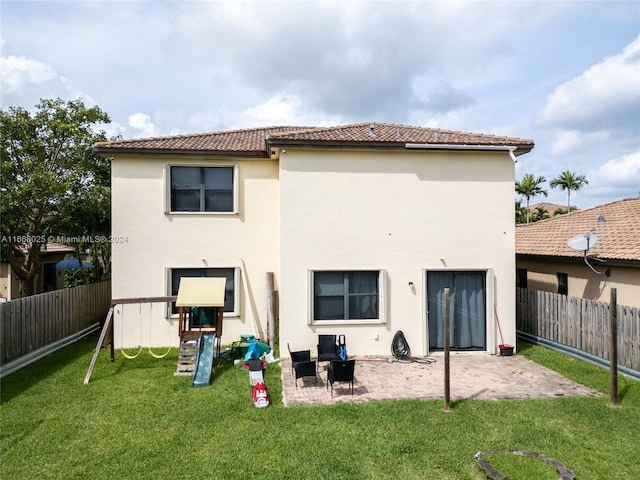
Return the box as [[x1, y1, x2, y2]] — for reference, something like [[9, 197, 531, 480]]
[[287, 343, 311, 375], [317, 335, 340, 371], [293, 359, 317, 387], [327, 359, 356, 397]]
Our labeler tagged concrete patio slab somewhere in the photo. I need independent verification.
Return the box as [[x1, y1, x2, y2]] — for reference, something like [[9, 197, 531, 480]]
[[280, 353, 600, 406]]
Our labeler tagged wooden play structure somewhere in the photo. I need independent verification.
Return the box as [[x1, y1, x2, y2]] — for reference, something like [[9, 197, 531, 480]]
[[175, 277, 225, 379], [84, 277, 227, 385]]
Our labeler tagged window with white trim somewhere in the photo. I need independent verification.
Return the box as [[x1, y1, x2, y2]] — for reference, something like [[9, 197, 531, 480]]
[[311, 270, 384, 322], [169, 268, 237, 315], [170, 166, 235, 213]]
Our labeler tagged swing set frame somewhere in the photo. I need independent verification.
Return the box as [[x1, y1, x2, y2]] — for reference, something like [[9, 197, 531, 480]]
[[85, 278, 227, 384], [84, 295, 177, 384]]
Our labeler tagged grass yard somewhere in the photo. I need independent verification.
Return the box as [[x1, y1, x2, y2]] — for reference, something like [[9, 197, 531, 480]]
[[1, 337, 639, 480]]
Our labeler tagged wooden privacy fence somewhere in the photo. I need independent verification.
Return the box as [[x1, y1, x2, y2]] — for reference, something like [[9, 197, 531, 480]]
[[0, 281, 111, 366], [516, 288, 639, 372]]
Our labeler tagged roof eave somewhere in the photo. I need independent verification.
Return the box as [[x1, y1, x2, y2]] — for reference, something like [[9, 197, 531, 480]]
[[406, 142, 533, 156], [93, 146, 270, 159], [267, 139, 534, 154], [516, 252, 640, 268], [267, 139, 410, 150]]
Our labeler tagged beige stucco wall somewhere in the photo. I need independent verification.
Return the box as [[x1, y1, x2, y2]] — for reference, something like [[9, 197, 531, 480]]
[[279, 148, 517, 357], [111, 155, 279, 348], [518, 257, 640, 308]]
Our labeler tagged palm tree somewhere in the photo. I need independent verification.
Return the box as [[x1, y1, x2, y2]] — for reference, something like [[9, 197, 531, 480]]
[[515, 201, 528, 224], [550, 171, 588, 211], [515, 173, 547, 224]]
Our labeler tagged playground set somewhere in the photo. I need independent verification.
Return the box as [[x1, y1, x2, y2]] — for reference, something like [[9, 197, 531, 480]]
[[84, 277, 272, 407]]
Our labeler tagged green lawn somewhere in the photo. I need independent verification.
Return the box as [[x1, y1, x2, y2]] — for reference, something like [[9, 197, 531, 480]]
[[1, 338, 638, 480]]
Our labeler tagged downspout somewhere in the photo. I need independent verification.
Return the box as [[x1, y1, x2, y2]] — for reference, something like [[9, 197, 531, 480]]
[[405, 143, 518, 162]]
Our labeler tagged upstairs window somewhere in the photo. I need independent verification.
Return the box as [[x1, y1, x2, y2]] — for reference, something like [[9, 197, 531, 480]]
[[170, 166, 235, 213]]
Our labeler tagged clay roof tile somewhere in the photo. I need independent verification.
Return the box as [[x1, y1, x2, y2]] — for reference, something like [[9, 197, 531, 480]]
[[516, 197, 640, 262], [94, 122, 534, 156]]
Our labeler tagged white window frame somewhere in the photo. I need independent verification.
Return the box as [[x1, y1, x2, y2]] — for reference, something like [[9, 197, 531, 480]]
[[165, 266, 240, 318], [164, 163, 239, 214], [307, 269, 387, 325]]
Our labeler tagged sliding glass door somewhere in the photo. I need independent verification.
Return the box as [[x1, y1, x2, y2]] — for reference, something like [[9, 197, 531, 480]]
[[427, 271, 486, 351]]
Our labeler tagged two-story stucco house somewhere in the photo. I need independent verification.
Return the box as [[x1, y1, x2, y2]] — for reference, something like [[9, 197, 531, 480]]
[[94, 122, 534, 357]]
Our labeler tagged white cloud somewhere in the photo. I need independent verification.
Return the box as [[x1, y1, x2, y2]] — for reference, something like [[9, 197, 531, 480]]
[[0, 54, 100, 115], [537, 35, 640, 131], [591, 151, 640, 186], [0, 55, 60, 89], [128, 113, 157, 138], [548, 130, 610, 156], [420, 111, 466, 131], [102, 121, 127, 140], [239, 93, 340, 128], [242, 93, 304, 126], [0, 55, 71, 107]]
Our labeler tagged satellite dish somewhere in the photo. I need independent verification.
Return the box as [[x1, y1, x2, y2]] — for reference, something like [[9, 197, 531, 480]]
[[567, 233, 597, 252], [566, 232, 610, 276]]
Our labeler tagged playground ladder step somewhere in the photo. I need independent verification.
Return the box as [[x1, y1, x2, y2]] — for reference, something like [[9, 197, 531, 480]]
[[175, 334, 201, 376]]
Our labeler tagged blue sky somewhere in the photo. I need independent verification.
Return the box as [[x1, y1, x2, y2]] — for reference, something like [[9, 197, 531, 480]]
[[1, 0, 639, 209]]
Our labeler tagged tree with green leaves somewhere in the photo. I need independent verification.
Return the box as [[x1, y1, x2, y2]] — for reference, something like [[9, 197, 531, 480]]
[[550, 171, 588, 211], [515, 201, 528, 224], [515, 173, 547, 224], [553, 206, 578, 216], [531, 205, 550, 222], [1, 98, 111, 296]]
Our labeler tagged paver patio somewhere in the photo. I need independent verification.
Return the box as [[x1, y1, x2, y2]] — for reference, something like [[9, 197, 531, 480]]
[[280, 353, 600, 406]]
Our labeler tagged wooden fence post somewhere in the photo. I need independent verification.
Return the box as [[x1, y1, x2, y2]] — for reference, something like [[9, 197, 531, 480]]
[[610, 288, 618, 406], [266, 272, 275, 349], [444, 288, 450, 411]]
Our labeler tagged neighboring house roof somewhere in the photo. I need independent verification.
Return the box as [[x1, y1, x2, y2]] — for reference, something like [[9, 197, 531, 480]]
[[516, 197, 640, 263], [528, 202, 572, 216], [43, 243, 76, 254], [16, 242, 75, 256], [94, 122, 534, 157]]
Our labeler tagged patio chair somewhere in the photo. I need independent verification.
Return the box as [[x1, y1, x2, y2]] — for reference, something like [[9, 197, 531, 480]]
[[293, 359, 317, 387], [327, 359, 356, 397], [317, 334, 340, 371], [287, 343, 311, 376]]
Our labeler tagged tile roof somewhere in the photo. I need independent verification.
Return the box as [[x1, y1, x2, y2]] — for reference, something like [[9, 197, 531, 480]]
[[516, 197, 640, 262], [93, 126, 317, 157], [16, 242, 75, 255], [94, 122, 534, 157], [528, 202, 572, 216], [44, 243, 76, 254]]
